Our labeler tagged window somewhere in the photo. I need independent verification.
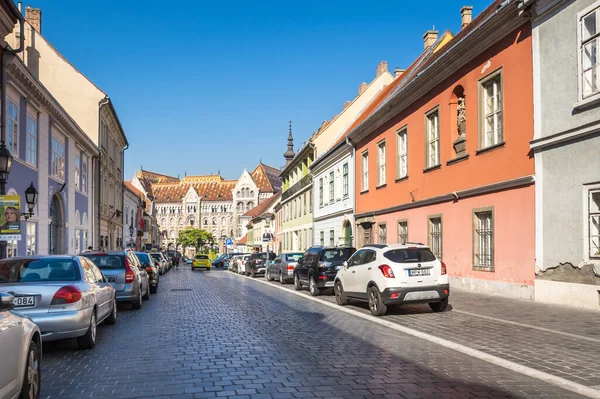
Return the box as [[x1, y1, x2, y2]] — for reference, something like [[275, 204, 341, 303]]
[[51, 137, 65, 180], [83, 230, 88, 250], [309, 189, 312, 213], [396, 129, 408, 179], [7, 100, 18, 155], [74, 156, 81, 190], [428, 216, 442, 260], [81, 156, 88, 193], [309, 228, 312, 246], [589, 190, 600, 258], [398, 220, 408, 245], [320, 231, 324, 246], [426, 110, 440, 168], [378, 224, 387, 244], [361, 151, 369, 192], [480, 72, 503, 148], [329, 229, 335, 247], [581, 6, 600, 98], [26, 114, 36, 166], [26, 222, 36, 256], [377, 140, 386, 186], [7, 240, 17, 257], [329, 171, 334, 203], [75, 229, 81, 255], [303, 193, 307, 215], [473, 209, 494, 270], [343, 163, 349, 197], [319, 178, 324, 207]]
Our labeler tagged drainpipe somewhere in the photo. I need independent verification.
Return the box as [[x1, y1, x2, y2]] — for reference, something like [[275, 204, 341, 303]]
[[98, 97, 109, 249], [121, 142, 128, 249], [345, 137, 356, 246]]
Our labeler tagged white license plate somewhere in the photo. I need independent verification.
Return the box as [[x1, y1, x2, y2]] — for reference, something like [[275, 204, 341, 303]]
[[324, 281, 334, 287], [13, 296, 35, 307], [408, 269, 431, 277]]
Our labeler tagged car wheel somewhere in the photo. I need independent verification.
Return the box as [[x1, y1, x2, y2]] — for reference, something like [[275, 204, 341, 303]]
[[19, 340, 40, 399], [334, 281, 348, 306], [279, 272, 285, 284], [309, 276, 320, 297], [132, 289, 143, 310], [429, 298, 449, 312], [105, 298, 117, 325], [251, 271, 256, 278], [150, 284, 158, 294], [368, 286, 387, 316], [265, 270, 271, 281], [77, 311, 97, 349], [294, 274, 302, 291], [142, 286, 150, 301]]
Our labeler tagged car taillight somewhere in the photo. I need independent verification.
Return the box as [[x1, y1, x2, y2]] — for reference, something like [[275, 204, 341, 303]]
[[287, 265, 294, 270], [441, 261, 447, 275], [125, 257, 135, 283], [51, 285, 82, 305], [378, 264, 395, 278], [318, 275, 327, 280], [317, 262, 325, 269], [145, 267, 153, 273]]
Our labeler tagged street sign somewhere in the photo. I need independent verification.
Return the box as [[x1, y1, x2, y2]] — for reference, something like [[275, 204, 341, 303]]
[[225, 238, 233, 246]]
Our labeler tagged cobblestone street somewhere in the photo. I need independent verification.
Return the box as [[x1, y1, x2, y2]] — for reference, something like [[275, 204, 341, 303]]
[[36, 267, 597, 399]]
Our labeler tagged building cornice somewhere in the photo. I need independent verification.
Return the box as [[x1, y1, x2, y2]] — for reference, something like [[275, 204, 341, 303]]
[[314, 208, 354, 222], [280, 141, 315, 178], [311, 141, 353, 174], [530, 120, 600, 151]]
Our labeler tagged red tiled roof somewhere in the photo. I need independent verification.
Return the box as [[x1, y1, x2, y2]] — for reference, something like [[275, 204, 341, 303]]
[[242, 192, 281, 218], [124, 181, 144, 202], [152, 177, 237, 203], [251, 163, 282, 193], [237, 234, 247, 244], [136, 169, 179, 184]]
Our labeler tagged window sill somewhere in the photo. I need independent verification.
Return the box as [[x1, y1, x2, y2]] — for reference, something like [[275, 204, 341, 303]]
[[476, 142, 505, 155], [360, 190, 369, 195], [395, 176, 408, 183], [574, 93, 600, 111], [446, 153, 470, 166], [423, 165, 441, 174], [376, 184, 387, 190], [472, 265, 495, 272]]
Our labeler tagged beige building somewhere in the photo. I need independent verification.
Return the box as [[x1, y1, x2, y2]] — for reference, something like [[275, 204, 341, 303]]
[[5, 5, 129, 251], [243, 192, 281, 252]]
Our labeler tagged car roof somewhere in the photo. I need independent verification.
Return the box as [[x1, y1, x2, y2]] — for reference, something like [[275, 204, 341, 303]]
[[2, 255, 76, 261], [361, 243, 430, 251], [80, 251, 127, 256]]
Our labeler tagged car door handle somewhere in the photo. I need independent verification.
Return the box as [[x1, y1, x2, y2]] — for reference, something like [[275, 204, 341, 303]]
[[368, 267, 372, 270], [352, 270, 355, 273]]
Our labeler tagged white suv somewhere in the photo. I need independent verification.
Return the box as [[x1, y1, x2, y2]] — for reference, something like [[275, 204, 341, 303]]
[[333, 243, 449, 316]]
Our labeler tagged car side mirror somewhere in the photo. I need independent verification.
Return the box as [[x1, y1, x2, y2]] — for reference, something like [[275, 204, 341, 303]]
[[343, 261, 348, 269], [298, 257, 304, 263], [0, 292, 15, 311]]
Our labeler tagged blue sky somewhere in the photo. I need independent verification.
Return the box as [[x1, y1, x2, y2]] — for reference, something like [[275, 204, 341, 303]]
[[28, 0, 493, 180]]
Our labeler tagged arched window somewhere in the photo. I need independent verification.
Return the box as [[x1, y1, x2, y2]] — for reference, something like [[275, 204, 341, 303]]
[[203, 218, 208, 226], [250, 190, 254, 197], [237, 228, 242, 237], [221, 217, 226, 225], [170, 231, 175, 239], [247, 202, 254, 211], [161, 218, 166, 226], [237, 202, 243, 212], [178, 219, 183, 227], [170, 218, 175, 226], [189, 218, 195, 227], [212, 230, 217, 238], [221, 230, 226, 237], [212, 217, 217, 225]]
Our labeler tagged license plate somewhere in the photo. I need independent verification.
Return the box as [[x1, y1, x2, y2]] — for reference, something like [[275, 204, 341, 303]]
[[107, 276, 116, 283], [408, 269, 431, 277], [13, 296, 35, 307]]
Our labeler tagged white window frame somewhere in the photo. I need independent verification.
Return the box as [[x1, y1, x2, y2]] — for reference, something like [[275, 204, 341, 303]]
[[473, 207, 494, 271], [586, 185, 600, 259], [579, 3, 600, 102], [74, 155, 81, 191], [7, 99, 18, 156], [396, 128, 408, 179], [428, 215, 443, 260], [26, 114, 36, 166], [479, 69, 504, 149], [397, 220, 408, 245], [51, 136, 65, 181], [320, 231, 324, 246], [425, 109, 440, 168], [26, 222, 36, 256], [377, 140, 386, 187], [378, 223, 387, 244], [342, 163, 349, 197], [361, 150, 369, 192], [319, 178, 324, 207], [329, 171, 334, 204], [329, 229, 335, 247]]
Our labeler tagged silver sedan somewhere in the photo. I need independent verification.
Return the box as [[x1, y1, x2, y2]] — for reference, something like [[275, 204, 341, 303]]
[[0, 255, 117, 349], [0, 292, 41, 399]]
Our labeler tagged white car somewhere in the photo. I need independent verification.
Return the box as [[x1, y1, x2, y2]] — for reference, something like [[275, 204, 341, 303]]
[[333, 244, 449, 316], [238, 255, 251, 275], [0, 292, 41, 399]]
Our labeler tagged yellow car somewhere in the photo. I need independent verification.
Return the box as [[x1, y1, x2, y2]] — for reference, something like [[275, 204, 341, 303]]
[[192, 254, 211, 271]]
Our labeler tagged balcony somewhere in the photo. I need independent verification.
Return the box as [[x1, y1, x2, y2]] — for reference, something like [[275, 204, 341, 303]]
[[282, 174, 312, 201]]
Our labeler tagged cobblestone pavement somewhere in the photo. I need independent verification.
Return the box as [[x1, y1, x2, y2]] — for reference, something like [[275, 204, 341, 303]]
[[40, 267, 590, 399]]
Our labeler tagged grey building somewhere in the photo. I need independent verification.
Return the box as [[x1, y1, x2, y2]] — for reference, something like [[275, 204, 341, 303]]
[[529, 0, 600, 309]]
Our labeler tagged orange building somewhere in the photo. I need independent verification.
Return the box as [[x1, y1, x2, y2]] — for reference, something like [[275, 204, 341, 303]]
[[349, 1, 535, 298]]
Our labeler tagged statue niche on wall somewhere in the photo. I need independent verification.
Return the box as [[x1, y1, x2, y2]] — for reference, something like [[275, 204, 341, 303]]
[[453, 94, 467, 157]]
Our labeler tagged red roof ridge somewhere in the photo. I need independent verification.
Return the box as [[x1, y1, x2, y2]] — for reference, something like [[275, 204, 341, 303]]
[[124, 181, 144, 201]]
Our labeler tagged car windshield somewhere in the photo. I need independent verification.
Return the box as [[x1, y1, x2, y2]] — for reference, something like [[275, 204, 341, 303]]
[[286, 253, 303, 262], [0, 258, 79, 283], [150, 254, 162, 261], [384, 248, 437, 263], [82, 255, 124, 269], [258, 253, 276, 261], [195, 255, 209, 260], [320, 248, 355, 262], [136, 253, 151, 263]]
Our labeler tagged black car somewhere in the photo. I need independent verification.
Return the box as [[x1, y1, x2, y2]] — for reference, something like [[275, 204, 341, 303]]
[[246, 252, 276, 278], [135, 252, 160, 293], [294, 246, 356, 296]]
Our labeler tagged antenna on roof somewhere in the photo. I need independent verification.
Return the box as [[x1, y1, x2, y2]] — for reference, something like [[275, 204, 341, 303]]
[[218, 169, 220, 175]]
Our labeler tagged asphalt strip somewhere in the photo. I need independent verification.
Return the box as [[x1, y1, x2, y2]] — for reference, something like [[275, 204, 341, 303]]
[[243, 275, 600, 399]]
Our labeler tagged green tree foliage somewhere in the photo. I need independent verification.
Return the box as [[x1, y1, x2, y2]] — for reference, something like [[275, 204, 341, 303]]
[[176, 228, 215, 250]]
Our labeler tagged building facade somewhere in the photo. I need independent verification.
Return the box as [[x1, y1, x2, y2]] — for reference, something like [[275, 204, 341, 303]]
[[243, 192, 280, 252], [1, 25, 97, 256], [6, 6, 128, 252], [350, 1, 535, 299], [123, 181, 144, 250], [529, 0, 600, 309]]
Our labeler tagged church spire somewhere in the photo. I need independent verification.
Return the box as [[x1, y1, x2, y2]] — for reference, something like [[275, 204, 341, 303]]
[[284, 120, 295, 166]]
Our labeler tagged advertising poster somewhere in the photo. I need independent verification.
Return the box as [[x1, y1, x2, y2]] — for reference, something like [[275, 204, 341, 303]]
[[0, 195, 21, 240]]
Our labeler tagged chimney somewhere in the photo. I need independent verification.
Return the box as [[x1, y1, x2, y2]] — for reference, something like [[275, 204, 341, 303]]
[[376, 61, 388, 78], [394, 67, 405, 78], [423, 30, 438, 50], [25, 6, 42, 33], [461, 6, 473, 29], [358, 82, 368, 96]]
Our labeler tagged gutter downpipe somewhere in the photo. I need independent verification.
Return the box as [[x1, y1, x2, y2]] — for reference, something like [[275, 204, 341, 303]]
[[121, 141, 128, 249], [98, 97, 109, 250], [346, 137, 356, 246]]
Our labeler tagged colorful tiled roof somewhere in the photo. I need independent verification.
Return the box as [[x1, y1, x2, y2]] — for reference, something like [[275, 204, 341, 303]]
[[152, 178, 238, 203], [251, 163, 282, 193], [242, 192, 281, 218]]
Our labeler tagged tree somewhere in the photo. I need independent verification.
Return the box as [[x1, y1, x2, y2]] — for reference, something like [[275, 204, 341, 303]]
[[177, 228, 215, 251]]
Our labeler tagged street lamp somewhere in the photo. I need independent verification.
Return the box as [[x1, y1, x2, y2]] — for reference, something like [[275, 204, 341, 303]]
[[129, 223, 134, 238], [24, 183, 38, 219], [221, 233, 227, 256]]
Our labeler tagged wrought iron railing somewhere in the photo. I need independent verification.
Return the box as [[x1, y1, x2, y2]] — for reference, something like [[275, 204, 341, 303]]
[[282, 174, 312, 201]]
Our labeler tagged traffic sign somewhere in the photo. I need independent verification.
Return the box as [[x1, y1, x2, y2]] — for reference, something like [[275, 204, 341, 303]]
[[225, 238, 233, 246]]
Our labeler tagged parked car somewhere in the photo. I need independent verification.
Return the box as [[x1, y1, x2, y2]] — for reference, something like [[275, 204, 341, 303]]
[[237, 254, 251, 275], [211, 254, 226, 268], [0, 291, 41, 399], [149, 252, 168, 274], [228, 255, 241, 272], [266, 252, 303, 284], [192, 254, 211, 271], [185, 258, 193, 265], [246, 252, 276, 278], [294, 246, 356, 296], [333, 244, 450, 316], [134, 252, 160, 293], [81, 251, 149, 310], [0, 255, 117, 349]]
